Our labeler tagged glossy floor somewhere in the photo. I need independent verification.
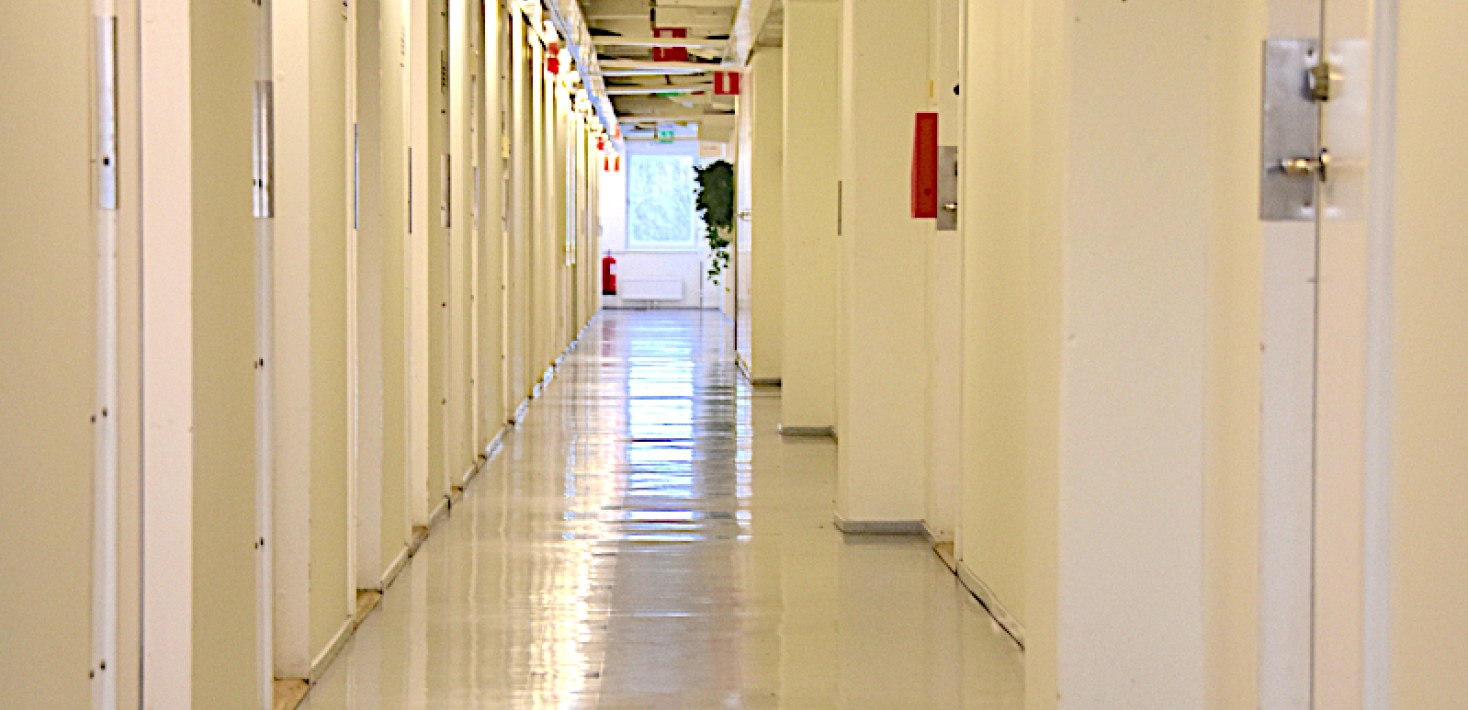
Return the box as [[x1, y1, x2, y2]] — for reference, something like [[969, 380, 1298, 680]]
[[302, 310, 1023, 709]]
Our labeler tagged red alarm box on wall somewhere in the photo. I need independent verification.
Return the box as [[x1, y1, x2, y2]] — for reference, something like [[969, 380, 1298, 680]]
[[911, 112, 939, 219]]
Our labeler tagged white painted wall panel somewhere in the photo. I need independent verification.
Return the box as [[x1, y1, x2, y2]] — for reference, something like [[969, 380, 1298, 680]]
[[0, 3, 96, 706], [780, 0, 841, 429]]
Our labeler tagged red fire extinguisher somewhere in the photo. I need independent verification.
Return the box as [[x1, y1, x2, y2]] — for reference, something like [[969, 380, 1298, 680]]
[[601, 252, 617, 296]]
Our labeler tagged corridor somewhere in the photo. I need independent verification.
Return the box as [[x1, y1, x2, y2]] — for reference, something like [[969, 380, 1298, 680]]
[[299, 310, 1022, 708], [18, 0, 1468, 704]]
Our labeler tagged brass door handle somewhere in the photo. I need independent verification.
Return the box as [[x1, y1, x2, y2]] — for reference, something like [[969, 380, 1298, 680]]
[[1280, 149, 1330, 182]]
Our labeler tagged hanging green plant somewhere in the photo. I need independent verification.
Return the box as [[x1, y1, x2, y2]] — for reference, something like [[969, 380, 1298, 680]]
[[693, 160, 735, 284]]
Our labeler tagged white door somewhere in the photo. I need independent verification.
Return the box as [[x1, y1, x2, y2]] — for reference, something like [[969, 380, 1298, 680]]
[[1260, 0, 1390, 705]]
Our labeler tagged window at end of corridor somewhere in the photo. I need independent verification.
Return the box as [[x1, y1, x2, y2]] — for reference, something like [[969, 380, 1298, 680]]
[[627, 155, 699, 250]]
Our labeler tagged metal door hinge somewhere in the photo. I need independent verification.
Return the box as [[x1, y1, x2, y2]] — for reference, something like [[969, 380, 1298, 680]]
[[836, 181, 843, 236], [441, 153, 451, 228], [253, 81, 275, 218], [352, 123, 360, 229], [1261, 39, 1323, 221], [1309, 59, 1340, 102]]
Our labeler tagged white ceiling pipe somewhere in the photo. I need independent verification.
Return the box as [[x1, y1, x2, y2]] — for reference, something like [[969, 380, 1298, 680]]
[[620, 134, 710, 142], [603, 68, 711, 77], [592, 37, 728, 49], [606, 85, 712, 95], [653, 0, 737, 7], [599, 59, 730, 71], [617, 113, 730, 122]]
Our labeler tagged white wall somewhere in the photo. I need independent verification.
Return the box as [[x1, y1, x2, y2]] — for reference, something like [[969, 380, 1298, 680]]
[[779, 0, 841, 429], [0, 1, 608, 705], [599, 137, 723, 310], [272, 0, 352, 679], [834, 0, 932, 525], [736, 87, 755, 356], [746, 50, 785, 382], [138, 2, 199, 703], [191, 0, 263, 702], [1055, 4, 1212, 704], [0, 3, 97, 705], [377, 0, 413, 604], [1390, 2, 1468, 704], [957, 0, 1274, 706]]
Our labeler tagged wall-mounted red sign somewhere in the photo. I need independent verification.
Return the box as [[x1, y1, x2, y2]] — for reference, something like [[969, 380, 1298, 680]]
[[911, 112, 939, 219], [713, 71, 740, 96], [652, 28, 688, 62]]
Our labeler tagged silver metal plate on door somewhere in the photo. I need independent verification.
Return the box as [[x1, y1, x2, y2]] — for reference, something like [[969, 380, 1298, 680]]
[[937, 146, 958, 231], [96, 17, 118, 211], [1261, 39, 1322, 221]]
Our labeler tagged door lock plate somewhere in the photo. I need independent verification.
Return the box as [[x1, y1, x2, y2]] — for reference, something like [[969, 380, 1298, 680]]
[[1260, 39, 1323, 221], [936, 146, 958, 231]]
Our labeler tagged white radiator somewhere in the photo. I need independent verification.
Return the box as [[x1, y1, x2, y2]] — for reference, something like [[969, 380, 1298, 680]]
[[619, 279, 684, 301]]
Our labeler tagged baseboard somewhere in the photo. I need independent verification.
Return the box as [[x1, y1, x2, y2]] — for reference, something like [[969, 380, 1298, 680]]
[[832, 513, 926, 535], [428, 494, 451, 528], [931, 541, 958, 574], [484, 427, 506, 461], [292, 324, 593, 707], [735, 355, 781, 387], [777, 424, 835, 438], [273, 679, 309, 710], [957, 559, 1026, 649], [921, 522, 959, 572], [354, 589, 383, 624], [464, 424, 509, 488], [380, 544, 411, 591], [921, 520, 955, 544], [309, 616, 355, 683], [408, 525, 429, 555]]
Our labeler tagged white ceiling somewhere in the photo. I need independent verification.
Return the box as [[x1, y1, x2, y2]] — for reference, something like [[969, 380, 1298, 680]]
[[576, 0, 781, 132]]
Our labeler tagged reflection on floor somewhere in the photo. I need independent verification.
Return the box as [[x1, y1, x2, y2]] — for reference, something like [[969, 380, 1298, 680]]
[[302, 309, 1023, 709]]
